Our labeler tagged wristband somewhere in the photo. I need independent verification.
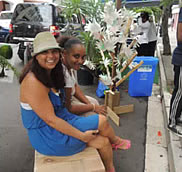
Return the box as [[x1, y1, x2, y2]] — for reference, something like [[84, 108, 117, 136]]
[[91, 103, 95, 111]]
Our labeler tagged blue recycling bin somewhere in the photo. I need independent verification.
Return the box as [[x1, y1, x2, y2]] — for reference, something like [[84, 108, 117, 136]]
[[128, 56, 159, 97]]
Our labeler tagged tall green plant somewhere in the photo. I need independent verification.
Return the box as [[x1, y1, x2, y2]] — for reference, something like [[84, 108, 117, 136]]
[[0, 55, 19, 77], [60, 0, 92, 30], [85, 0, 107, 22], [78, 32, 101, 61]]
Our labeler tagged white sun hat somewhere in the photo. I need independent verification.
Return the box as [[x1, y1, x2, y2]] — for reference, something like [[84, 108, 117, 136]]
[[32, 31, 60, 57]]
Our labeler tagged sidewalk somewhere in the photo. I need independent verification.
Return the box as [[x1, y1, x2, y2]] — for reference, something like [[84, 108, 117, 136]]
[[156, 28, 182, 172], [145, 84, 169, 172]]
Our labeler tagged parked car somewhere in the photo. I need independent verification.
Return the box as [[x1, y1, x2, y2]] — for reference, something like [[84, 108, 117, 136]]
[[9, 2, 67, 61], [0, 10, 13, 29], [0, 10, 13, 43], [0, 26, 9, 42]]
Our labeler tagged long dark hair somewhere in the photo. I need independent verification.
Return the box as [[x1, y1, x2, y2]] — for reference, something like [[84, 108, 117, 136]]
[[19, 56, 65, 90]]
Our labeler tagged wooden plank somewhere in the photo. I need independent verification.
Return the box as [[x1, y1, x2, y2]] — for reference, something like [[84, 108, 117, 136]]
[[112, 91, 120, 107], [107, 106, 120, 126], [120, 52, 137, 73], [105, 90, 109, 106], [106, 90, 120, 109], [108, 92, 114, 109], [113, 104, 134, 115], [116, 60, 144, 87], [34, 147, 105, 172]]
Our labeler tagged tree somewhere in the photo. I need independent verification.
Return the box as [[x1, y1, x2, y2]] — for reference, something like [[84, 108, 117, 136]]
[[116, 0, 122, 10], [161, 5, 171, 55], [161, 0, 177, 55]]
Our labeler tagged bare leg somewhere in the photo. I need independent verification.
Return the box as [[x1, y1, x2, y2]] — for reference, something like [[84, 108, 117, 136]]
[[98, 115, 130, 149], [87, 135, 115, 172]]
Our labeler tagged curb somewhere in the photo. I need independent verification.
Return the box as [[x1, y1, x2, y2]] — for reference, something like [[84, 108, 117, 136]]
[[157, 45, 182, 172]]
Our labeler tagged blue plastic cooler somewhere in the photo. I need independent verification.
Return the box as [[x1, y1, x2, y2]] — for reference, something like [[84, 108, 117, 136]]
[[128, 56, 159, 97]]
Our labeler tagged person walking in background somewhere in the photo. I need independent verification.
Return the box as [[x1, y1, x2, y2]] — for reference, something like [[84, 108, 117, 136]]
[[168, 8, 182, 137], [148, 15, 157, 57], [57, 35, 107, 116], [136, 12, 151, 56], [19, 31, 131, 172]]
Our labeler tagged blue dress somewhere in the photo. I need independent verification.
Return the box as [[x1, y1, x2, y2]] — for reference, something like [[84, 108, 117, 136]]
[[20, 89, 99, 156]]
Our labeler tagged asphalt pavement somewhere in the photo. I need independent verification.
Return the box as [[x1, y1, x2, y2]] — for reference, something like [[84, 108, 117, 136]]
[[0, 45, 34, 172]]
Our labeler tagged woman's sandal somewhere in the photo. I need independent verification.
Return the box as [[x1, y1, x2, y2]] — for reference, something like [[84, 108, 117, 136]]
[[112, 139, 131, 150], [107, 167, 115, 172]]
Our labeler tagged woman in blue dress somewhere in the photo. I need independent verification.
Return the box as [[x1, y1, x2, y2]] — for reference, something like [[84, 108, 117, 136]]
[[19, 32, 130, 172]]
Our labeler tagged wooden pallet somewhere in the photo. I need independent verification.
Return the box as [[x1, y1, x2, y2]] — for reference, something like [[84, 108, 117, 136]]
[[34, 147, 105, 172]]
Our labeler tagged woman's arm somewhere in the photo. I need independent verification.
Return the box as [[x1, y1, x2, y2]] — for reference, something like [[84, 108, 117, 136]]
[[64, 86, 94, 115], [20, 74, 95, 142], [64, 85, 107, 115], [177, 23, 182, 42], [74, 84, 90, 104]]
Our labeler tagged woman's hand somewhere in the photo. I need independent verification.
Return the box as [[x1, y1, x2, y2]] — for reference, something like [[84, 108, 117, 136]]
[[81, 130, 99, 143], [94, 105, 107, 116]]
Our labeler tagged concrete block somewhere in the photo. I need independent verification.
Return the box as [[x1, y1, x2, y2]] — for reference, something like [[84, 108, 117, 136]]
[[146, 125, 167, 148], [147, 99, 163, 128], [145, 144, 169, 172], [163, 92, 171, 108], [168, 133, 182, 172], [148, 95, 160, 103]]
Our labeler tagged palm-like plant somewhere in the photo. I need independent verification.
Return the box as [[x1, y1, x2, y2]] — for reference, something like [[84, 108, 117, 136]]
[[60, 0, 92, 30], [0, 55, 18, 78], [0, 45, 19, 78]]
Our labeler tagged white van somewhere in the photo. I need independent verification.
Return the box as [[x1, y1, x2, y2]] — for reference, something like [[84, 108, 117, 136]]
[[0, 11, 13, 29]]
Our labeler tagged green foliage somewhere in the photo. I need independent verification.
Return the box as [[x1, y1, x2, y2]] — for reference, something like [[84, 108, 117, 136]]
[[160, 0, 177, 7], [0, 45, 13, 60], [59, 0, 111, 26], [84, 0, 104, 22], [60, 0, 92, 29], [132, 6, 162, 22], [78, 31, 102, 63], [133, 8, 153, 15], [0, 55, 19, 77]]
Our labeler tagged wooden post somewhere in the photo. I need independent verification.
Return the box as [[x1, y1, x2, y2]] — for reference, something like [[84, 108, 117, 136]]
[[120, 52, 137, 73], [105, 90, 120, 109], [116, 60, 144, 87], [105, 90, 134, 126]]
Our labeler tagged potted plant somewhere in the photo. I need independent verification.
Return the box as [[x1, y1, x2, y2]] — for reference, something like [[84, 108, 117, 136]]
[[0, 44, 18, 78], [75, 0, 111, 85]]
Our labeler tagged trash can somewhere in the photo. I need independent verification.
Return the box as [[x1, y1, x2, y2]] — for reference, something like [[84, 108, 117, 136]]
[[128, 56, 159, 97]]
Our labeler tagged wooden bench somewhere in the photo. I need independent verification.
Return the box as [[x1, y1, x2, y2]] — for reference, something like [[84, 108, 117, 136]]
[[34, 147, 105, 172]]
